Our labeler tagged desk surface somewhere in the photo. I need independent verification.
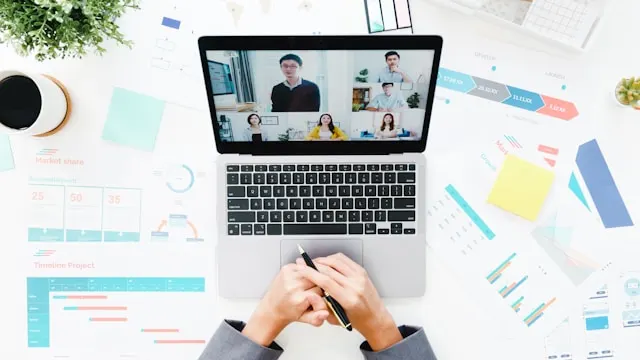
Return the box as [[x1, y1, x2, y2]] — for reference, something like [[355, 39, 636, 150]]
[[2, 0, 640, 359]]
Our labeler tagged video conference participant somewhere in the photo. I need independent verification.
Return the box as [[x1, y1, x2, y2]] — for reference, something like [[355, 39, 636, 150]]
[[375, 113, 400, 139], [376, 51, 412, 83], [305, 113, 348, 141], [271, 54, 320, 112], [366, 83, 408, 112], [242, 113, 268, 142]]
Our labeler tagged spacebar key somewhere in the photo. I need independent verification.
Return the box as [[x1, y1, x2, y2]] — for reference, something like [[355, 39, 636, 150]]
[[284, 224, 347, 235]]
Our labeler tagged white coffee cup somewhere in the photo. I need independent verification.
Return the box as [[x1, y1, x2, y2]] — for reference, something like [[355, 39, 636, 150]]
[[0, 70, 69, 136]]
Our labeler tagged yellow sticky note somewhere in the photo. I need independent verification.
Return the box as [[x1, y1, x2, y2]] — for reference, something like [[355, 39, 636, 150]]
[[487, 154, 555, 221]]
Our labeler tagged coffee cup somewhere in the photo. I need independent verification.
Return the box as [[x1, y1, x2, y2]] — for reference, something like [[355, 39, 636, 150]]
[[0, 70, 71, 137]]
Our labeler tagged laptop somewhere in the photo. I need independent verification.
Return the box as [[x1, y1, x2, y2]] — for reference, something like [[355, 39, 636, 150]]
[[198, 35, 443, 298]]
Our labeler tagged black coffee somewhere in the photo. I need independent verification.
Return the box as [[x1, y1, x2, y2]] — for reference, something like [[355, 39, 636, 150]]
[[0, 75, 42, 130]]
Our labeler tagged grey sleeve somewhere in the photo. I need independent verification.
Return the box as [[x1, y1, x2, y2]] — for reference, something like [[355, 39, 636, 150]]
[[198, 320, 284, 360], [360, 326, 437, 360]]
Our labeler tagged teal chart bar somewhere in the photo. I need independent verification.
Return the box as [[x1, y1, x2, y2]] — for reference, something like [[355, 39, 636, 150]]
[[445, 184, 495, 240]]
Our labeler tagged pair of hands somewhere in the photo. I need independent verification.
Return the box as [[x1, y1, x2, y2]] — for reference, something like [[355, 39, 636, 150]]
[[241, 253, 403, 352]]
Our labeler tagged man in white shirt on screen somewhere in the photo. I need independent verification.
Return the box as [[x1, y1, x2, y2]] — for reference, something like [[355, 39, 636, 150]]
[[376, 51, 412, 83], [366, 83, 408, 111]]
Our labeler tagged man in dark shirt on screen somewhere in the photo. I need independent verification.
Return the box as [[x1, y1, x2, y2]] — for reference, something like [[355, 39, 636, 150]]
[[271, 54, 320, 112]]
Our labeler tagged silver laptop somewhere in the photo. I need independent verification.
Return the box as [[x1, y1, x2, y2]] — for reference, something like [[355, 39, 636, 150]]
[[198, 35, 442, 298]]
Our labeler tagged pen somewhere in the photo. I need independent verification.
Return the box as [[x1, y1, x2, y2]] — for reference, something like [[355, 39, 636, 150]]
[[297, 244, 352, 331]]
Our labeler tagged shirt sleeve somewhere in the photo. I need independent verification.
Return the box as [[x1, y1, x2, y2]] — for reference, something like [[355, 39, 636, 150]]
[[368, 95, 380, 109], [397, 95, 408, 107], [198, 320, 284, 360], [312, 83, 321, 111], [360, 326, 438, 360]]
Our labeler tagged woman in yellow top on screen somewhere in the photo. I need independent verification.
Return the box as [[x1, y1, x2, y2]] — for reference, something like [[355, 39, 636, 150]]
[[305, 113, 348, 141]]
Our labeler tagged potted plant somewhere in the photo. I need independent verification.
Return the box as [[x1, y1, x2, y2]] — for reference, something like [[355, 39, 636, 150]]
[[614, 77, 640, 110], [355, 69, 369, 83], [278, 128, 295, 142], [407, 92, 421, 109], [0, 0, 140, 61]]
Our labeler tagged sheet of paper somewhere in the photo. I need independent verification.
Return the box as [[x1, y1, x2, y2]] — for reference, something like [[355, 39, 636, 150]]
[[488, 154, 555, 221], [102, 87, 166, 152], [0, 134, 15, 172]]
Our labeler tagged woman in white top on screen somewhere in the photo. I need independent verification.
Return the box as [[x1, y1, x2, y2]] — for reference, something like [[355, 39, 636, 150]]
[[242, 113, 269, 142], [305, 113, 348, 141], [375, 113, 401, 139]]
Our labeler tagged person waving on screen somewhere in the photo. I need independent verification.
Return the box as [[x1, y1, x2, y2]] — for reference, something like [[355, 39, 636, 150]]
[[305, 113, 348, 141]]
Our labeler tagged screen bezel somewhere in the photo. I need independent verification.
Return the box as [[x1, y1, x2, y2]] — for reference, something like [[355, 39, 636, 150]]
[[207, 60, 235, 96], [198, 35, 443, 155]]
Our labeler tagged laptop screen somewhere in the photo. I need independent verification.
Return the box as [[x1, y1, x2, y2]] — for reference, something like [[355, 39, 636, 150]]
[[206, 49, 435, 143]]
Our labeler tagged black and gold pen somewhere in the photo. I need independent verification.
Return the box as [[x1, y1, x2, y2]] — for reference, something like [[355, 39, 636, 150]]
[[297, 244, 352, 331]]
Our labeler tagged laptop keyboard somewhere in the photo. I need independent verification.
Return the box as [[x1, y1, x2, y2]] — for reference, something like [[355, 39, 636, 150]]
[[225, 163, 418, 236]]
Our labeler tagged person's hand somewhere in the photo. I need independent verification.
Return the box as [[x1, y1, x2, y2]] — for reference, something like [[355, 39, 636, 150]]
[[296, 254, 403, 351], [242, 264, 330, 346]]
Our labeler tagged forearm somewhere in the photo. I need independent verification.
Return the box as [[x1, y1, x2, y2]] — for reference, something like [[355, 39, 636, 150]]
[[360, 325, 437, 360], [198, 320, 284, 360]]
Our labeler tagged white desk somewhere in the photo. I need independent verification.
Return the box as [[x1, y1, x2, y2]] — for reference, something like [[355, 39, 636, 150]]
[[2, 0, 640, 359]]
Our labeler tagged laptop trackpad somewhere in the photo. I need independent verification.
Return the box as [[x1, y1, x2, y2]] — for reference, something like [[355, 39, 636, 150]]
[[280, 239, 363, 267]]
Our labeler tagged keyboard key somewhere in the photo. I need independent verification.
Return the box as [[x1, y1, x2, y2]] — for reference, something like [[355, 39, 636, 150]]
[[316, 198, 328, 209], [367, 164, 380, 171], [349, 211, 360, 222], [284, 211, 295, 222], [381, 198, 393, 209], [267, 224, 282, 235], [303, 199, 314, 209], [274, 186, 285, 197], [247, 186, 259, 197], [297, 165, 310, 172], [280, 173, 292, 184], [250, 199, 262, 210], [240, 173, 252, 184], [267, 173, 278, 184], [349, 223, 364, 234], [365, 186, 376, 197], [398, 173, 416, 184], [293, 173, 304, 184], [394, 198, 416, 209], [257, 211, 268, 222], [409, 164, 416, 170], [391, 223, 402, 230], [241, 165, 253, 172], [368, 198, 380, 209], [329, 198, 340, 209], [296, 211, 308, 222], [362, 211, 373, 222], [319, 173, 331, 184], [395, 164, 407, 171], [269, 165, 281, 172], [388, 211, 416, 221], [375, 210, 386, 222], [354, 164, 366, 171], [404, 228, 416, 234], [255, 165, 267, 172], [339, 186, 350, 197], [311, 164, 323, 171], [323, 211, 334, 222], [310, 211, 321, 222], [332, 173, 344, 184], [306, 173, 318, 184], [384, 173, 396, 184], [228, 224, 239, 235], [381, 164, 394, 171], [227, 174, 239, 185], [345, 173, 357, 184], [253, 173, 265, 184], [365, 223, 376, 234], [277, 199, 288, 210], [254, 224, 266, 235], [227, 165, 239, 172], [378, 228, 390, 235], [372, 173, 383, 184], [270, 211, 282, 222], [378, 185, 390, 197], [260, 186, 272, 197], [313, 186, 324, 197], [228, 211, 256, 223], [391, 185, 402, 197], [290, 198, 301, 210], [283, 164, 295, 172], [404, 185, 416, 197], [325, 164, 337, 171], [284, 224, 347, 235], [336, 211, 347, 222], [326, 186, 337, 197], [355, 198, 366, 209], [339, 164, 352, 171], [228, 199, 248, 210], [227, 186, 245, 198], [241, 224, 252, 235], [300, 186, 311, 197], [352, 186, 363, 196], [264, 199, 275, 210], [286, 186, 298, 197], [392, 228, 402, 235], [342, 198, 354, 210], [358, 173, 370, 184]]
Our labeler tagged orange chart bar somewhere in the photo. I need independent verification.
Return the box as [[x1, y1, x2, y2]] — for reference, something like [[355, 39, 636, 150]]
[[89, 317, 128, 322], [141, 329, 180, 333], [154, 340, 205, 344], [525, 297, 557, 325], [65, 306, 127, 311], [488, 262, 512, 283]]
